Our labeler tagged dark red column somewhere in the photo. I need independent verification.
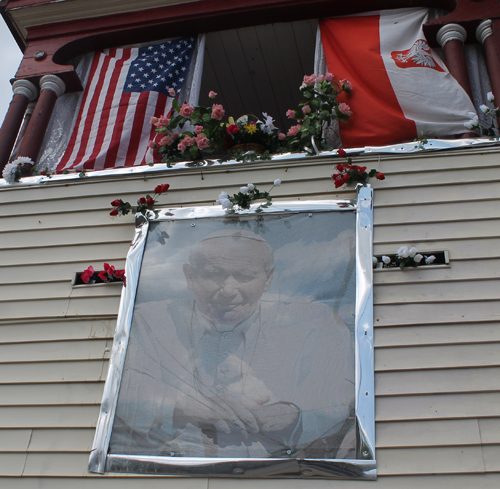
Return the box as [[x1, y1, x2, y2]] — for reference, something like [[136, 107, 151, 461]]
[[437, 24, 473, 100], [476, 19, 500, 103], [0, 80, 38, 172], [16, 75, 66, 163]]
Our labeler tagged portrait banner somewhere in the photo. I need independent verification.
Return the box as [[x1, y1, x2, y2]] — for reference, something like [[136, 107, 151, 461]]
[[89, 193, 375, 479]]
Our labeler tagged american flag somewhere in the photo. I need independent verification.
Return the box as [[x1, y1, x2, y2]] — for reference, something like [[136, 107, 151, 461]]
[[56, 37, 196, 173]]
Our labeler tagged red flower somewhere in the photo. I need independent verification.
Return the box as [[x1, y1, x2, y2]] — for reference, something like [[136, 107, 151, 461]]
[[343, 174, 351, 183], [336, 163, 346, 172], [98, 270, 108, 282], [334, 178, 344, 189], [115, 269, 126, 284], [139, 197, 147, 205], [104, 263, 115, 275], [111, 199, 122, 207], [146, 198, 155, 207], [376, 172, 385, 180], [161, 183, 170, 193], [109, 208, 118, 216], [226, 124, 240, 134], [338, 148, 347, 157], [358, 166, 367, 174], [81, 266, 95, 284]]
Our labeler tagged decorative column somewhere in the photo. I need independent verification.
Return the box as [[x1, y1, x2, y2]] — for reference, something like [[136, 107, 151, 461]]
[[0, 80, 38, 172], [16, 74, 66, 163], [437, 24, 473, 100], [476, 19, 500, 103]]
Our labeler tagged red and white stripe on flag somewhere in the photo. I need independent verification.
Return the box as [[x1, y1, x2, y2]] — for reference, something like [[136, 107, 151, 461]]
[[56, 38, 196, 173], [320, 8, 476, 148]]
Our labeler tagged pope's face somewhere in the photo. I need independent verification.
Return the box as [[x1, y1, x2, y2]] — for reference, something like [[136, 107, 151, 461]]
[[183, 238, 274, 325]]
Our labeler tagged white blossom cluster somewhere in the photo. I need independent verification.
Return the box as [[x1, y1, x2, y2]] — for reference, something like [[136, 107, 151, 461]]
[[2, 157, 34, 184], [373, 245, 436, 269]]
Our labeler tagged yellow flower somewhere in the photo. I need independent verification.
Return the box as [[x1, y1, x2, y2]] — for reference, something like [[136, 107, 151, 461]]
[[228, 117, 235, 125], [245, 124, 257, 134]]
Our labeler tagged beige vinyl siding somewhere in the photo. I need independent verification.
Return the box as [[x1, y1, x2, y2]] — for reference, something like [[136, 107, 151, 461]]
[[0, 147, 499, 486]]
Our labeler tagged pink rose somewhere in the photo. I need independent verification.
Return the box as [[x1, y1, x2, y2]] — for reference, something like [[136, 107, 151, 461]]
[[159, 135, 173, 146], [286, 109, 295, 119], [339, 103, 352, 116], [179, 103, 194, 118], [302, 105, 311, 115], [182, 136, 195, 147], [196, 134, 210, 150], [147, 140, 155, 148], [287, 124, 302, 137], [195, 125, 203, 134], [211, 104, 225, 120], [156, 115, 170, 127], [316, 74, 325, 83], [150, 116, 158, 125], [340, 78, 353, 90], [325, 72, 334, 81], [278, 132, 286, 141], [303, 74, 316, 86], [208, 91, 217, 99], [177, 142, 187, 152], [168, 87, 176, 97]]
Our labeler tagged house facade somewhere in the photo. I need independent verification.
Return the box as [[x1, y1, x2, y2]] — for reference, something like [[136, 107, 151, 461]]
[[0, 0, 499, 487]]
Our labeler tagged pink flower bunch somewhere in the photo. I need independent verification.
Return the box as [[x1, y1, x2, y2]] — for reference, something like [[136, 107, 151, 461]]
[[150, 115, 170, 128]]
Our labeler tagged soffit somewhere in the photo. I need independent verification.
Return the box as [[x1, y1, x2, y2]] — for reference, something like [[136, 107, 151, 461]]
[[7, 0, 201, 35]]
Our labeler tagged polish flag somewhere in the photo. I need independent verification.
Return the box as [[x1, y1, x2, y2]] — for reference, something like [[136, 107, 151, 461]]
[[320, 8, 476, 148]]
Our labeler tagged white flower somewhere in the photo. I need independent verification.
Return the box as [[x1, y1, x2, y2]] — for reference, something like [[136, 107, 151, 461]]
[[487, 92, 495, 102], [397, 246, 409, 258], [2, 162, 19, 184], [382, 255, 391, 264], [261, 112, 276, 134], [408, 247, 418, 258], [372, 257, 378, 266], [464, 120, 477, 130], [274, 179, 281, 186], [12, 156, 34, 165], [247, 183, 255, 191], [239, 186, 249, 194], [414, 254, 423, 263], [480, 104, 490, 113], [219, 198, 233, 210], [467, 111, 477, 119], [237, 115, 248, 125], [218, 191, 228, 200], [425, 255, 436, 264]]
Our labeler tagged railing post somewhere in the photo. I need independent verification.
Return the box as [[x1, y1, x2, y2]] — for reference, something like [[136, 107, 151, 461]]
[[437, 24, 473, 100], [0, 80, 38, 172], [16, 75, 66, 163]]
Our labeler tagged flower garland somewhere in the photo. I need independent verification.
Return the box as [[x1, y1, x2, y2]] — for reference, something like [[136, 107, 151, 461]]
[[110, 183, 170, 217], [80, 263, 126, 285], [216, 179, 281, 214]]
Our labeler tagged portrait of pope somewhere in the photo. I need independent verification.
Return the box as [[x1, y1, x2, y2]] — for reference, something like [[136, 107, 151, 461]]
[[109, 214, 356, 460]]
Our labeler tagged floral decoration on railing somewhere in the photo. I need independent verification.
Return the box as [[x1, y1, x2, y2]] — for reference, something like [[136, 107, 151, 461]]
[[373, 246, 437, 270], [216, 179, 281, 214], [464, 91, 500, 138], [110, 183, 170, 218], [332, 148, 385, 188], [2, 157, 35, 184], [149, 73, 359, 166], [79, 263, 126, 286]]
